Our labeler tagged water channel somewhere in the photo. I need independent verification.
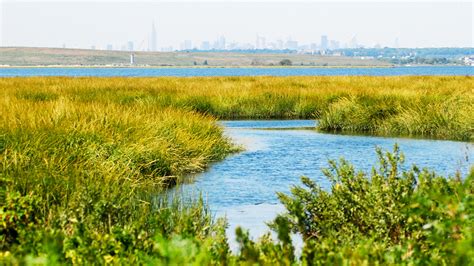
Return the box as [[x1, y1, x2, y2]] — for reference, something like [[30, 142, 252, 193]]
[[1, 66, 472, 77], [172, 120, 473, 248]]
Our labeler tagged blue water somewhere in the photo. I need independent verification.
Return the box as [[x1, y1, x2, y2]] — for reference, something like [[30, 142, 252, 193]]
[[0, 66, 472, 77], [173, 120, 473, 243]]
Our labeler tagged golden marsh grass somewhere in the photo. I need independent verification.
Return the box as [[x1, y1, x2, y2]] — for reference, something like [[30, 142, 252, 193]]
[[1, 76, 472, 140]]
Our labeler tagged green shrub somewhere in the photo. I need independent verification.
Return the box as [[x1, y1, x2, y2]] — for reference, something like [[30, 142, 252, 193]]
[[275, 145, 473, 264]]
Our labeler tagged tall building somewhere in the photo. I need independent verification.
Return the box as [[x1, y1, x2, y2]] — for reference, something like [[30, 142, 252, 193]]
[[127, 41, 134, 51], [183, 40, 193, 50], [286, 40, 298, 50], [321, 35, 328, 50], [201, 41, 211, 50], [330, 40, 340, 50], [256, 35, 266, 49], [217, 36, 226, 50], [150, 22, 157, 51], [213, 36, 226, 50], [350, 35, 358, 48], [276, 40, 284, 50], [393, 38, 399, 48], [106, 44, 113, 51]]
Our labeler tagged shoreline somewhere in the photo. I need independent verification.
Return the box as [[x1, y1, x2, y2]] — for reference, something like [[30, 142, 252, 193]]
[[0, 64, 468, 69]]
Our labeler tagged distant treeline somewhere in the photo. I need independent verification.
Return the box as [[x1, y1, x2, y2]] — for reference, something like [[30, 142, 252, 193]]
[[180, 47, 473, 65], [181, 47, 473, 58], [388, 57, 458, 65], [336, 47, 474, 59], [182, 49, 298, 54]]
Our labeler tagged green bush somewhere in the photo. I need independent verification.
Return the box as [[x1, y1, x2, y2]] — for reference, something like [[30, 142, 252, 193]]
[[279, 59, 293, 66], [274, 145, 473, 264]]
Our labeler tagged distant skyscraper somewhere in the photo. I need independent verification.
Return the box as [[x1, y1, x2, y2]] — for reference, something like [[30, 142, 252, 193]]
[[106, 44, 113, 51], [127, 41, 134, 51], [286, 40, 298, 50], [276, 40, 284, 50], [330, 40, 340, 50], [150, 22, 157, 51], [350, 35, 359, 48], [212, 36, 226, 50], [218, 36, 226, 50], [184, 40, 193, 50], [394, 38, 399, 48], [320, 35, 328, 50], [201, 41, 211, 50], [256, 35, 266, 49]]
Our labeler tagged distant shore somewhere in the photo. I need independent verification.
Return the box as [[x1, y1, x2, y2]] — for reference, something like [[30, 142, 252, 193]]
[[0, 65, 399, 68], [0, 47, 392, 67], [2, 47, 470, 68], [2, 64, 469, 69]]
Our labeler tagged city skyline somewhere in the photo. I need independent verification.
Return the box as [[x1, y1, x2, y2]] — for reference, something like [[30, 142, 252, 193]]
[[64, 21, 452, 52], [98, 31, 386, 52], [1, 1, 472, 50]]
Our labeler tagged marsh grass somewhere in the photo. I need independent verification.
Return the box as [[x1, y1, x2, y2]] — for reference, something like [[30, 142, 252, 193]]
[[2, 76, 471, 140], [0, 81, 236, 263]]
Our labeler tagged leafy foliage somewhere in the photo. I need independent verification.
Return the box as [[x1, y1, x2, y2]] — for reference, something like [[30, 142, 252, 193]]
[[275, 145, 473, 264], [279, 59, 293, 66]]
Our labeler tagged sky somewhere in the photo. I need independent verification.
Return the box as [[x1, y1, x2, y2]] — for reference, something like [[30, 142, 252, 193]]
[[1, 0, 472, 50]]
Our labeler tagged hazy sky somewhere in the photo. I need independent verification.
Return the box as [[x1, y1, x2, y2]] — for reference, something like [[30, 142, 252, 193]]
[[1, 0, 472, 49]]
